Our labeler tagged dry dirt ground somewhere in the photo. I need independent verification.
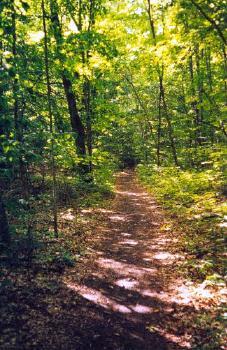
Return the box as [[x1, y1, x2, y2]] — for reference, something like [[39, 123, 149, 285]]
[[0, 171, 223, 349]]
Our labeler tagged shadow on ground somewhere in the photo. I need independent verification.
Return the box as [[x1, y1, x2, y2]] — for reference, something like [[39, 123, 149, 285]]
[[0, 172, 209, 350]]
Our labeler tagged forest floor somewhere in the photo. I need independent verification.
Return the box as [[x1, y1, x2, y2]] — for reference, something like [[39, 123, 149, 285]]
[[0, 171, 225, 350]]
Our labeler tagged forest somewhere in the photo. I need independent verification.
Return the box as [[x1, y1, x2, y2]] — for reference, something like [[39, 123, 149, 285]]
[[0, 0, 226, 349]]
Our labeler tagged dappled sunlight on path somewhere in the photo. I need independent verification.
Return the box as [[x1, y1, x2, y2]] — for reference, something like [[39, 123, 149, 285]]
[[62, 171, 196, 349], [2, 171, 220, 350]]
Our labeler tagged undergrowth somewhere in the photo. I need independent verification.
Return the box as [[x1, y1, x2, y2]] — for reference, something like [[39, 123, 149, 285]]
[[137, 164, 226, 349], [1, 159, 116, 271], [137, 164, 226, 281]]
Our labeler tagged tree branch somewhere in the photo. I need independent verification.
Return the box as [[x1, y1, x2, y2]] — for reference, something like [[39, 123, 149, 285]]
[[190, 0, 226, 45]]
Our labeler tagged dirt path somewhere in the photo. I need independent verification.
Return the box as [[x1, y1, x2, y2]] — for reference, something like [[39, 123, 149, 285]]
[[1, 171, 212, 350], [61, 171, 194, 349]]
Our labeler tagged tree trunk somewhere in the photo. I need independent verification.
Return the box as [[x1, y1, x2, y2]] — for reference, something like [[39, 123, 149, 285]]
[[189, 53, 200, 149], [62, 75, 87, 158], [0, 195, 10, 245], [12, 2, 29, 191], [42, 0, 58, 237], [159, 73, 179, 167], [83, 78, 93, 170], [157, 90, 162, 166], [147, 1, 178, 166], [205, 46, 213, 91], [50, 0, 88, 173], [195, 47, 204, 137]]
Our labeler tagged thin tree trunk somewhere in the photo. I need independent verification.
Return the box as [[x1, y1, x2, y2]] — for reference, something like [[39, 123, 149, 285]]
[[189, 54, 200, 149], [83, 78, 93, 170], [205, 46, 213, 91], [0, 17, 10, 245], [159, 73, 179, 166], [81, 0, 96, 172], [0, 195, 10, 245], [189, 0, 227, 104], [196, 47, 204, 132], [147, 0, 156, 45], [42, 0, 58, 237], [222, 47, 227, 105], [180, 73, 194, 156], [147, 1, 179, 166], [156, 90, 162, 166], [12, 2, 29, 192], [124, 73, 154, 136]]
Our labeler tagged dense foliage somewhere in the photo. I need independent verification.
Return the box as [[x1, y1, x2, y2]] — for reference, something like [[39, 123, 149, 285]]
[[0, 1, 226, 349], [0, 0, 226, 282]]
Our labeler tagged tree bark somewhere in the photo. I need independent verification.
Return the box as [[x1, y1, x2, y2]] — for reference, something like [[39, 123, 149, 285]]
[[147, 1, 179, 166], [42, 0, 58, 237], [157, 90, 162, 166], [189, 0, 226, 46], [12, 2, 29, 191], [83, 78, 93, 170], [62, 75, 87, 158], [124, 73, 154, 136], [189, 53, 200, 149], [50, 0, 88, 172], [159, 73, 179, 166], [0, 195, 10, 245]]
